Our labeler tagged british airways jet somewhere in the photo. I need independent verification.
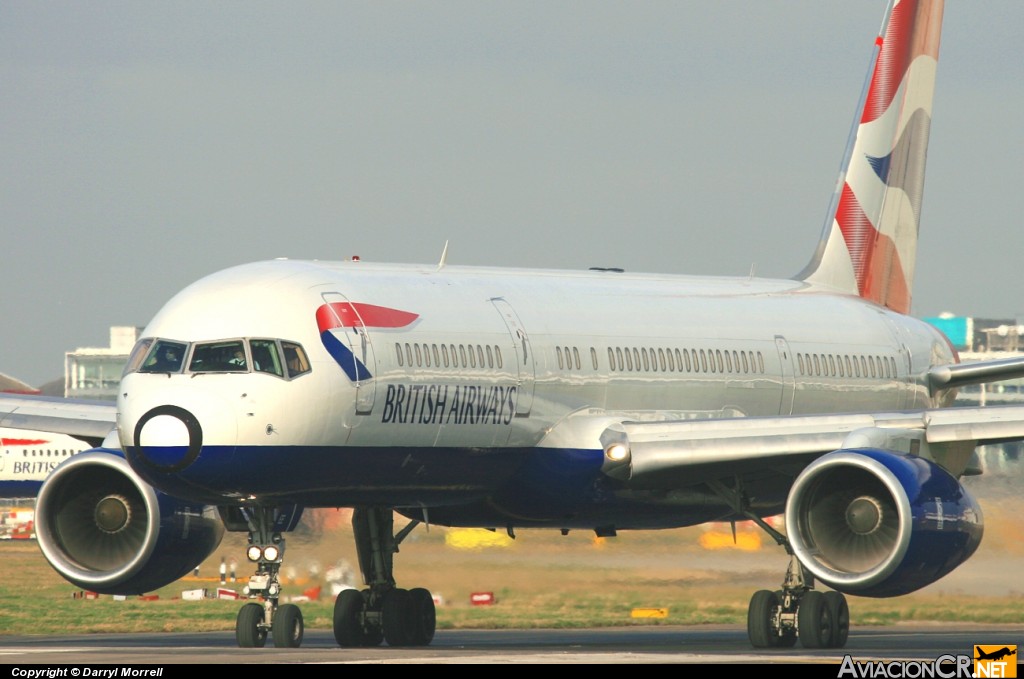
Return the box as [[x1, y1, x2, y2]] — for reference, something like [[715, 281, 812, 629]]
[[2, 0, 1023, 651]]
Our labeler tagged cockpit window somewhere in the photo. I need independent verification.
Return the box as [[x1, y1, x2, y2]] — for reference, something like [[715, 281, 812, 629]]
[[251, 339, 284, 377], [282, 342, 311, 377], [190, 340, 248, 372], [139, 340, 188, 373], [124, 338, 154, 376]]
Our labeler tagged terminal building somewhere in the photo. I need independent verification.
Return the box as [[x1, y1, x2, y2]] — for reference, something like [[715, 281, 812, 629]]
[[64, 326, 143, 401]]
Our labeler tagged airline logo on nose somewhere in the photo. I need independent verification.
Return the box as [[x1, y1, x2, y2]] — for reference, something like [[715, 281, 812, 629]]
[[316, 302, 419, 381]]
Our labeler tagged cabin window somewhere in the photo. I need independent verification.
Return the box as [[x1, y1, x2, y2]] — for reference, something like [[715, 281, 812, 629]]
[[591, 347, 598, 370], [615, 347, 623, 371], [556, 346, 564, 370], [757, 352, 764, 373], [608, 348, 616, 371], [395, 343, 404, 366], [414, 344, 422, 367], [573, 347, 581, 370], [724, 351, 733, 373], [641, 348, 650, 372], [495, 346, 503, 369], [459, 345, 467, 367], [828, 355, 836, 376], [667, 348, 676, 372], [432, 344, 440, 367], [441, 344, 449, 367], [624, 347, 633, 371]]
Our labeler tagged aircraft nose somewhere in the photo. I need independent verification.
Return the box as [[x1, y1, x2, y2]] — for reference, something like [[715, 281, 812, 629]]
[[119, 379, 238, 487], [132, 405, 203, 472]]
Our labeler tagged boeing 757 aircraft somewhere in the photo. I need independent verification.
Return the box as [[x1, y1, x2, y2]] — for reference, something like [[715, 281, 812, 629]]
[[2, 0, 1023, 651]]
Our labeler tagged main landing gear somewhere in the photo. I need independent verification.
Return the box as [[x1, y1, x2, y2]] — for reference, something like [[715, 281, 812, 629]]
[[746, 555, 849, 649], [332, 507, 436, 647], [706, 480, 850, 650]]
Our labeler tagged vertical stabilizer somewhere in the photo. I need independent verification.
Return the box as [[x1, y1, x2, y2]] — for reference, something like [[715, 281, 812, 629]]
[[799, 0, 944, 315]]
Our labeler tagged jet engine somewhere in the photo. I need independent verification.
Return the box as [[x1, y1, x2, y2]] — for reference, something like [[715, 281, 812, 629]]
[[36, 449, 224, 595], [785, 449, 983, 598]]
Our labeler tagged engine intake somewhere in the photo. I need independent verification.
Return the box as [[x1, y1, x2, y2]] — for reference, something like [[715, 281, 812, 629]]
[[36, 449, 224, 595], [786, 449, 983, 598]]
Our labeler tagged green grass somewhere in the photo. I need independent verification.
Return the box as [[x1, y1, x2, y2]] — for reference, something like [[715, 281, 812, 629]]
[[1, 511, 1022, 635]]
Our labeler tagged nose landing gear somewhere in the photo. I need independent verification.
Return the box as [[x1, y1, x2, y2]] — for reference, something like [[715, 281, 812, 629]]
[[231, 506, 305, 649]]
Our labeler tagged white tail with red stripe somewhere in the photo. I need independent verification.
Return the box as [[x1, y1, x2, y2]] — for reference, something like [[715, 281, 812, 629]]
[[799, 0, 943, 315]]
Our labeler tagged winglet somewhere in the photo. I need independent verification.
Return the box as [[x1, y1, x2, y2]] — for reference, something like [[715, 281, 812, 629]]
[[798, 0, 944, 315]]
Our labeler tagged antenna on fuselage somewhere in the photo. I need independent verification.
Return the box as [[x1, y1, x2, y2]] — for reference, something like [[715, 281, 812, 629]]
[[437, 240, 450, 270]]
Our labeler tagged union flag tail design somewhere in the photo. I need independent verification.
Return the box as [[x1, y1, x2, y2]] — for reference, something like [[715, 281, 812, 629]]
[[799, 0, 944, 315]]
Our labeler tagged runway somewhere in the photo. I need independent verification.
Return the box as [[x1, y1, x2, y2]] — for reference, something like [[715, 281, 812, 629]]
[[2, 624, 1022, 664]]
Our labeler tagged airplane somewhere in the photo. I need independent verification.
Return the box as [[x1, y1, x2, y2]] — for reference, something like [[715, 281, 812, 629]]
[[975, 647, 1017, 662], [0, 427, 94, 498], [3, 0, 1024, 652]]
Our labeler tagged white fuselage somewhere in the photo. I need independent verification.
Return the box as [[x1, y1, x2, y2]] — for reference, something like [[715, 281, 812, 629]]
[[115, 259, 955, 519]]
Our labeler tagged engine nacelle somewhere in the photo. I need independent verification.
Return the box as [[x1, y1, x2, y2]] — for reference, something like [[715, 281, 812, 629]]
[[36, 449, 224, 595], [786, 449, 983, 598]]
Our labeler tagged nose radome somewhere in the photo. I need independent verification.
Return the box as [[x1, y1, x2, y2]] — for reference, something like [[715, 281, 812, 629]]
[[119, 381, 239, 478], [132, 405, 203, 472]]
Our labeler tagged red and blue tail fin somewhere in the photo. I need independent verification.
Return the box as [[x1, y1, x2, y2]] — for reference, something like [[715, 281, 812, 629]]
[[799, 0, 944, 315]]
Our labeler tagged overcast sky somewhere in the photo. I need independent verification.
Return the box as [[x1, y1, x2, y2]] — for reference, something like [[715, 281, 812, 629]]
[[2, 1, 1022, 387]]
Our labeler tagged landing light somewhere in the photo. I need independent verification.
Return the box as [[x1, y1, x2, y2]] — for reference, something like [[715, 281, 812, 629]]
[[246, 545, 262, 562], [263, 545, 281, 561], [605, 442, 630, 463]]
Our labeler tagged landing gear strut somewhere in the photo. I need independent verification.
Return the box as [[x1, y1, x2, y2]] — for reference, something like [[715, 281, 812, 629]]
[[233, 506, 304, 648], [708, 480, 850, 649], [332, 507, 436, 647]]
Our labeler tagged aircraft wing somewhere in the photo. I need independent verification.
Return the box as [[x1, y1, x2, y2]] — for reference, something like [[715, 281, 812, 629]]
[[599, 405, 1024, 488], [0, 394, 117, 447]]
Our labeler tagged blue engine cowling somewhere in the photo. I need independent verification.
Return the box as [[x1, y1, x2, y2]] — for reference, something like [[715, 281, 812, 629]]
[[36, 449, 224, 595], [785, 449, 983, 598]]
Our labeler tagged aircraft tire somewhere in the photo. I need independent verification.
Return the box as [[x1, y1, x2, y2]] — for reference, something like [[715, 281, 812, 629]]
[[273, 603, 304, 648], [333, 589, 364, 647], [407, 587, 436, 646], [236, 602, 267, 648], [747, 590, 780, 648], [798, 591, 833, 649], [824, 591, 849, 648], [382, 588, 412, 646]]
